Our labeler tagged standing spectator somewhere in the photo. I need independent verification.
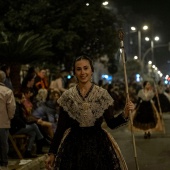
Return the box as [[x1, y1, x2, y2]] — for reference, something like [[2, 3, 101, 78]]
[[34, 68, 49, 96], [0, 64, 13, 91], [0, 71, 16, 170]]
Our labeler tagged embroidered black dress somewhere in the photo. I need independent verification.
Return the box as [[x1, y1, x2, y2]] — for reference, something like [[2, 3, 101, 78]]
[[49, 84, 128, 170], [133, 89, 158, 130]]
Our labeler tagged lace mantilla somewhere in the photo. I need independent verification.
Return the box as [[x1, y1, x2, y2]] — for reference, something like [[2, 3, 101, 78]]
[[57, 85, 114, 127]]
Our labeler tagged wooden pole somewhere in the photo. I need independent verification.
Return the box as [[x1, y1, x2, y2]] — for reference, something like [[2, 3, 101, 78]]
[[153, 81, 166, 134], [118, 30, 140, 170]]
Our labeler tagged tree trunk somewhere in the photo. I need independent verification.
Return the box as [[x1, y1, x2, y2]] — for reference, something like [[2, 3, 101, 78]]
[[10, 64, 22, 92]]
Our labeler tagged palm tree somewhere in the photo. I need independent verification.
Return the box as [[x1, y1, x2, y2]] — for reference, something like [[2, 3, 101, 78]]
[[0, 31, 54, 90]]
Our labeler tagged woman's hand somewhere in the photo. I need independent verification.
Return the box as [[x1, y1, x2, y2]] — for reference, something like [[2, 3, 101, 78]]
[[45, 154, 55, 170], [124, 100, 135, 118]]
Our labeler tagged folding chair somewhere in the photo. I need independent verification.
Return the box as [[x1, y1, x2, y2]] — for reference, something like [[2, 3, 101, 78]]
[[9, 133, 28, 159]]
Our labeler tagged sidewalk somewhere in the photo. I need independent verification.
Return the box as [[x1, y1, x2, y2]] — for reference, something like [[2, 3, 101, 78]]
[[8, 144, 49, 170], [8, 155, 46, 170]]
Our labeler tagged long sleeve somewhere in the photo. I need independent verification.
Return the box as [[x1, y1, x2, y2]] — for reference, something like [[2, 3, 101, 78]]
[[103, 105, 128, 129], [6, 89, 16, 119], [48, 107, 71, 154]]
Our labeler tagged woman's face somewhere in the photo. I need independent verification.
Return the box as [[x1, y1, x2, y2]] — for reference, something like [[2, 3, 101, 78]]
[[145, 82, 151, 90], [74, 59, 93, 84]]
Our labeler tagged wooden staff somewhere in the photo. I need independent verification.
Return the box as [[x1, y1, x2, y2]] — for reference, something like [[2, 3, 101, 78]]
[[118, 29, 140, 170], [153, 80, 166, 133]]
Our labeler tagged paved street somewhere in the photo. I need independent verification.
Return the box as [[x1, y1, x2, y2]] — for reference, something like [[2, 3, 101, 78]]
[[107, 113, 170, 170]]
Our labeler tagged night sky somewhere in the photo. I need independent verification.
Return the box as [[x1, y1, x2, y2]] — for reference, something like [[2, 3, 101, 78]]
[[113, 0, 170, 75], [114, 0, 170, 42]]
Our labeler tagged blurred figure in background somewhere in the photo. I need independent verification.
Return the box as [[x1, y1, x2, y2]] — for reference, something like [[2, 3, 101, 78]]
[[34, 68, 49, 96], [154, 80, 170, 113], [33, 88, 48, 109], [21, 67, 36, 100], [49, 70, 68, 93], [133, 81, 159, 139], [67, 76, 77, 89], [33, 90, 61, 133]]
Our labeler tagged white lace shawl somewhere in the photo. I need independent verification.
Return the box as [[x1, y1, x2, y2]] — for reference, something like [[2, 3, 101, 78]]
[[57, 85, 114, 127], [138, 89, 154, 101]]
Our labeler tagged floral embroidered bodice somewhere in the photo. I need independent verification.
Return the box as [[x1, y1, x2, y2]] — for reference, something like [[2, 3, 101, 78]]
[[57, 84, 113, 127]]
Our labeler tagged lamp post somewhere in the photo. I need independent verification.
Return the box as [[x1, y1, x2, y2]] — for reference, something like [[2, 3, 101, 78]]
[[130, 25, 148, 61], [138, 30, 141, 61], [145, 36, 159, 64]]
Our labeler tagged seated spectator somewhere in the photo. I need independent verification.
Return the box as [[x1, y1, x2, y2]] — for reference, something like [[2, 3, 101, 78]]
[[10, 91, 45, 158], [21, 87, 54, 140], [33, 88, 48, 109], [32, 90, 61, 133]]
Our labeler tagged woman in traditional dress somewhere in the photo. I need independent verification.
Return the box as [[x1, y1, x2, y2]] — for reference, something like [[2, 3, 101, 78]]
[[45, 55, 134, 170], [133, 81, 158, 139]]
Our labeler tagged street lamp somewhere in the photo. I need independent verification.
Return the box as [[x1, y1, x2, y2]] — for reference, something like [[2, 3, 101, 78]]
[[145, 36, 160, 63], [102, 1, 109, 6], [147, 61, 163, 80], [134, 55, 138, 60], [86, 1, 109, 6], [130, 25, 148, 61]]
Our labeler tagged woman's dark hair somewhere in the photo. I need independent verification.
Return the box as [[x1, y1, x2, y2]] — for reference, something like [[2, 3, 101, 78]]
[[143, 81, 149, 88], [72, 55, 94, 74]]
